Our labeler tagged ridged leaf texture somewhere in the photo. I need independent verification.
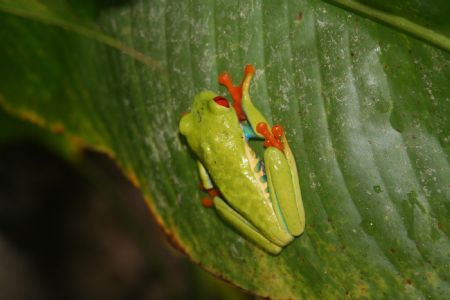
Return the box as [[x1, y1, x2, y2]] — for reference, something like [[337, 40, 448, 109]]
[[0, 0, 449, 298]]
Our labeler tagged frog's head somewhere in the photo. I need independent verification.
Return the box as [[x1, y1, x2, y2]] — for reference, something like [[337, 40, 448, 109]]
[[179, 91, 240, 151]]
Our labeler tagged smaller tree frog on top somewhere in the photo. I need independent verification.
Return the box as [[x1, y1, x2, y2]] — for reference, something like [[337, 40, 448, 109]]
[[179, 65, 305, 255]]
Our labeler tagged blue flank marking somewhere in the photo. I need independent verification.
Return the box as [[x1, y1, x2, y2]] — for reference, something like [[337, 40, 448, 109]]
[[254, 160, 263, 172], [242, 122, 258, 140], [260, 175, 267, 183]]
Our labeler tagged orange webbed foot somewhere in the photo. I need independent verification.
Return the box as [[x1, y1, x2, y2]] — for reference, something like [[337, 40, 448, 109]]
[[200, 188, 220, 208], [256, 122, 285, 152]]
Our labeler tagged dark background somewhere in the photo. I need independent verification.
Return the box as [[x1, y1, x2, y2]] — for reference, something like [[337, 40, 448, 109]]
[[0, 137, 251, 300]]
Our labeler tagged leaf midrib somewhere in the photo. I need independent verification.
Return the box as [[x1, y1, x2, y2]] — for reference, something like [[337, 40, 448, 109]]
[[325, 0, 450, 52]]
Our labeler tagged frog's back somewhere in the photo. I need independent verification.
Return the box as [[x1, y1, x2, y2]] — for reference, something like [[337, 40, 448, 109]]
[[200, 125, 288, 244]]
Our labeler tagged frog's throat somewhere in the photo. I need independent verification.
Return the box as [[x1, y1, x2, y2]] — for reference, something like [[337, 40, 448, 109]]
[[243, 140, 270, 199]]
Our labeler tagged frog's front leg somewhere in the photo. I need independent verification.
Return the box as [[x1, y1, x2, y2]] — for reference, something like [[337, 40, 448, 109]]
[[262, 129, 305, 236], [213, 196, 283, 255], [197, 160, 213, 189], [197, 160, 220, 208]]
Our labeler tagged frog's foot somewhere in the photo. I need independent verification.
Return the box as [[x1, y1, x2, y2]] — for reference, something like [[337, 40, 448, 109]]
[[207, 188, 220, 197], [201, 197, 214, 208], [200, 188, 220, 208], [218, 64, 255, 121], [256, 122, 284, 152]]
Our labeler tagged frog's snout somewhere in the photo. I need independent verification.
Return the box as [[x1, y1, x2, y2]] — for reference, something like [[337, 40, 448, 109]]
[[179, 113, 192, 136]]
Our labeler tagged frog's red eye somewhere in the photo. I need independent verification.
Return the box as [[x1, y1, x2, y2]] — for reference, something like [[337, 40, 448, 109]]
[[213, 96, 230, 108]]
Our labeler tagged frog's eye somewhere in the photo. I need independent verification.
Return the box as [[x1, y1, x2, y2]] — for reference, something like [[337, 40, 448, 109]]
[[213, 96, 230, 108], [209, 95, 230, 114]]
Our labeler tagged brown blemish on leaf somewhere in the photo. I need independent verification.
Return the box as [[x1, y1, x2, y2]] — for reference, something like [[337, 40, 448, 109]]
[[348, 281, 369, 298], [425, 271, 438, 286], [164, 229, 188, 256], [328, 244, 338, 252], [50, 122, 65, 134], [404, 278, 412, 285], [18, 110, 47, 127], [126, 169, 141, 188], [67, 135, 87, 150], [0, 96, 44, 126]]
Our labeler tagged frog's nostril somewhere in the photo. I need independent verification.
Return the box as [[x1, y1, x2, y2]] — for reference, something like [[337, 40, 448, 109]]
[[213, 96, 230, 108]]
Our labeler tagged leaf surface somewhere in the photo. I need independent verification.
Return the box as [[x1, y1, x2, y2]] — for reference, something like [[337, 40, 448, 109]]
[[0, 0, 449, 298]]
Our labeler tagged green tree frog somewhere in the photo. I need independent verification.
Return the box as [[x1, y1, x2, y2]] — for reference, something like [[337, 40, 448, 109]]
[[179, 65, 305, 255]]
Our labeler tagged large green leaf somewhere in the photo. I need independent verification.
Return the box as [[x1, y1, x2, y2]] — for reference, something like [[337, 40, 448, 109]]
[[0, 0, 449, 298]]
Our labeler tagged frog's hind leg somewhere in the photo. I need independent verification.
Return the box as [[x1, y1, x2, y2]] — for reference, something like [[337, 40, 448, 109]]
[[197, 161, 220, 208], [265, 147, 305, 236], [197, 160, 213, 189], [213, 196, 282, 255]]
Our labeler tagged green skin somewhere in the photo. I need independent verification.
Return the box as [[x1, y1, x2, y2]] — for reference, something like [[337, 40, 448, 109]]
[[179, 90, 305, 255]]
